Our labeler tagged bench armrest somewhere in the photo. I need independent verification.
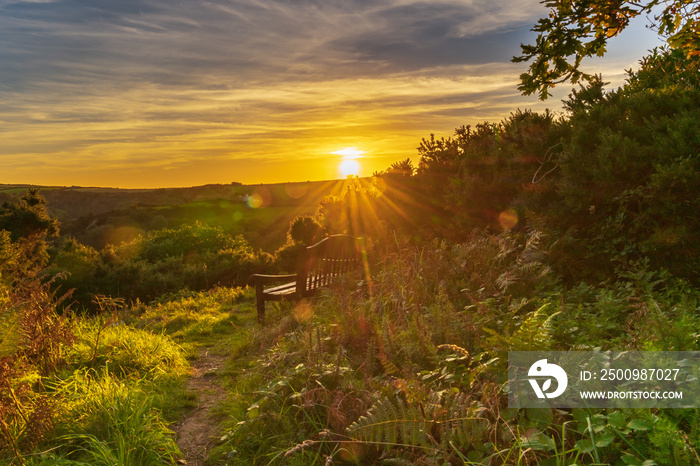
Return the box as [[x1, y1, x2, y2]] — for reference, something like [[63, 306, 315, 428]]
[[248, 274, 298, 286]]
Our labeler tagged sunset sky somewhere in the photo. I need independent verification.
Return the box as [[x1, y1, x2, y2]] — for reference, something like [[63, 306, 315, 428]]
[[1, 0, 663, 188]]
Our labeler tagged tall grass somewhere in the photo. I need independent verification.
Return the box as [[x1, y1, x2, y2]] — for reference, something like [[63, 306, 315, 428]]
[[70, 319, 188, 379], [59, 370, 180, 466], [1, 294, 191, 464]]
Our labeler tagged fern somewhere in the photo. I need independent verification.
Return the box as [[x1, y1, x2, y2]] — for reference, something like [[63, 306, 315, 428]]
[[510, 303, 559, 351], [496, 230, 552, 293], [347, 396, 428, 447], [347, 391, 487, 451]]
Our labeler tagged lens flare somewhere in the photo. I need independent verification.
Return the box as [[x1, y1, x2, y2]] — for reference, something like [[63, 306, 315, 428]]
[[246, 186, 271, 208], [498, 209, 518, 230]]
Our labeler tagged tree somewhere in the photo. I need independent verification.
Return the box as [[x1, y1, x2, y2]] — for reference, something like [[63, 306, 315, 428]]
[[374, 158, 415, 178], [514, 0, 700, 99], [0, 189, 59, 277], [0, 189, 59, 242], [287, 216, 324, 246]]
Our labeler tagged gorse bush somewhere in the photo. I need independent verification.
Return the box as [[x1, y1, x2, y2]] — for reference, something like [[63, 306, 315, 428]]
[[349, 47, 700, 286], [0, 189, 59, 279]]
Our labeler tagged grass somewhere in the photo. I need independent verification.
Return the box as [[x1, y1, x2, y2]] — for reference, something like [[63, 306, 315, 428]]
[[131, 287, 256, 355], [0, 284, 263, 465]]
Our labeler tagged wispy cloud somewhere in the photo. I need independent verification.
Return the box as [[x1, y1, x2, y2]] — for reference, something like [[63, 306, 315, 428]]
[[0, 0, 656, 187]]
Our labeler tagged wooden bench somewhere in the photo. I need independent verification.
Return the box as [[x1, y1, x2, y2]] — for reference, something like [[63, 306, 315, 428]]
[[249, 234, 363, 323]]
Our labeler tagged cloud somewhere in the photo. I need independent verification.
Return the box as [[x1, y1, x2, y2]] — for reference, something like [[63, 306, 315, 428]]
[[0, 0, 654, 187], [1, 0, 544, 87]]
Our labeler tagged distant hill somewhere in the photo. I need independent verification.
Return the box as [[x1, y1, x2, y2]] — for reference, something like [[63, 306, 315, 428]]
[[0, 180, 350, 252]]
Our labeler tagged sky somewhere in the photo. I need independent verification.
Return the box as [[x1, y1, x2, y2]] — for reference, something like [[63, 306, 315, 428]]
[[0, 0, 664, 188]]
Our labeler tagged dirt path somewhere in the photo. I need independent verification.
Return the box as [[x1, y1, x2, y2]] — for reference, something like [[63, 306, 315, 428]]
[[175, 348, 228, 465]]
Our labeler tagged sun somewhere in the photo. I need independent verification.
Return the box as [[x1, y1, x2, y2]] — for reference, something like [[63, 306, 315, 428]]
[[333, 147, 364, 178], [339, 158, 360, 177]]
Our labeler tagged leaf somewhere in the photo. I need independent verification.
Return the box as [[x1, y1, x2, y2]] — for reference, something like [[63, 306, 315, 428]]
[[348, 392, 485, 450], [595, 431, 614, 448], [621, 454, 643, 465], [526, 407, 553, 425], [247, 402, 260, 419], [628, 418, 653, 431], [521, 429, 556, 451], [575, 438, 595, 453], [607, 410, 626, 429]]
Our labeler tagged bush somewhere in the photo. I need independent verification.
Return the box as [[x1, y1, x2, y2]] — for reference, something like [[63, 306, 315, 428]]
[[49, 224, 271, 309], [287, 216, 324, 245]]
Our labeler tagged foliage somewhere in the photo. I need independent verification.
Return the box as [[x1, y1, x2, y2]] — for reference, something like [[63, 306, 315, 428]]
[[374, 158, 415, 178], [0, 276, 74, 459], [0, 190, 60, 280], [347, 391, 488, 454], [132, 286, 249, 348], [49, 223, 272, 309], [287, 216, 324, 246], [0, 189, 59, 243], [514, 0, 700, 98], [52, 368, 181, 466], [0, 286, 191, 464], [214, 222, 699, 464], [533, 51, 700, 283], [272, 216, 325, 272], [624, 46, 700, 92], [399, 48, 700, 285]]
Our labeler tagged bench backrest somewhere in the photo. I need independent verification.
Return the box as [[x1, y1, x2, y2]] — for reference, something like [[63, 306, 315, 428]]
[[296, 235, 362, 296]]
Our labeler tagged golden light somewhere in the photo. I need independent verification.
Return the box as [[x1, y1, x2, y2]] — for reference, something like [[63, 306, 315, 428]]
[[332, 147, 364, 159], [339, 158, 360, 177], [333, 147, 364, 178]]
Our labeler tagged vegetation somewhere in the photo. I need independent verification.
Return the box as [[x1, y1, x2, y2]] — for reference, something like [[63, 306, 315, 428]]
[[1, 46, 699, 465], [515, 0, 700, 98], [48, 223, 273, 309]]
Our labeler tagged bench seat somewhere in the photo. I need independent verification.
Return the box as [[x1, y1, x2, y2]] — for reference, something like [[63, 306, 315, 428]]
[[249, 235, 362, 323]]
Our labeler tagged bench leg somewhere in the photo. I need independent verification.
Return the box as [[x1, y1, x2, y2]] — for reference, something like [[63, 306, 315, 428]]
[[256, 283, 265, 324]]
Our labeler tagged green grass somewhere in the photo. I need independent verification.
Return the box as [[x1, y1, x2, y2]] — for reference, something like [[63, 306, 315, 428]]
[[0, 284, 264, 465], [69, 320, 189, 379], [132, 287, 256, 352], [50, 369, 180, 465]]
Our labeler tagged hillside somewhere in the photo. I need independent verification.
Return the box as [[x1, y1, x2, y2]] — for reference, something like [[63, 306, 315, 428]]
[[1, 180, 348, 251]]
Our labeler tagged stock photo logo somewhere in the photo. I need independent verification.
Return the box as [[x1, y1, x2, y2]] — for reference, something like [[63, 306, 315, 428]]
[[528, 359, 568, 399]]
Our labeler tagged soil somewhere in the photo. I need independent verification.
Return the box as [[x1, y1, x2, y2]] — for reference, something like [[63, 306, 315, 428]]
[[175, 348, 229, 465]]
